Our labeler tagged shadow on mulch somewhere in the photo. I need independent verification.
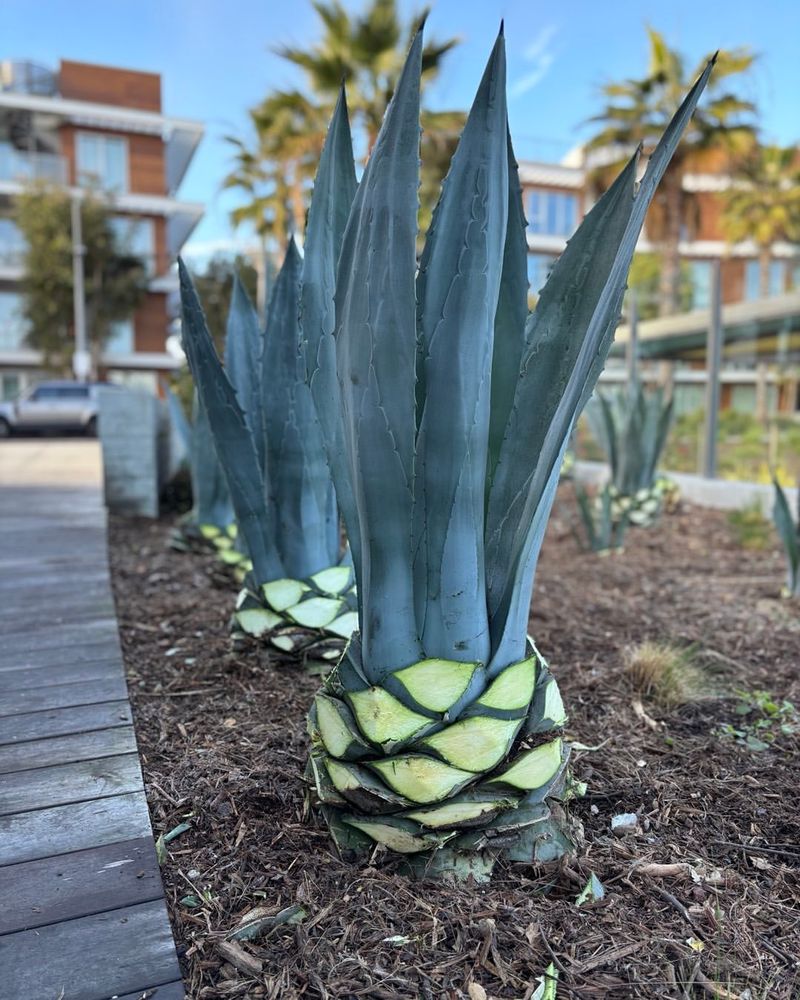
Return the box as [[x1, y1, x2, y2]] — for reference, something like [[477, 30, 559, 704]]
[[108, 494, 800, 1000]]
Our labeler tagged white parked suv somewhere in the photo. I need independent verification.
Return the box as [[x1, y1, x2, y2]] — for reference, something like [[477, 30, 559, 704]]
[[0, 381, 110, 437]]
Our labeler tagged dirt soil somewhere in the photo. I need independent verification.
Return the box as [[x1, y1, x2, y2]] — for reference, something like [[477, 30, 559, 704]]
[[108, 494, 800, 1000]]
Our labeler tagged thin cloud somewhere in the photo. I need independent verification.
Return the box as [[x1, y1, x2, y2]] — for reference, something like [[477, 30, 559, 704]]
[[509, 25, 558, 99]]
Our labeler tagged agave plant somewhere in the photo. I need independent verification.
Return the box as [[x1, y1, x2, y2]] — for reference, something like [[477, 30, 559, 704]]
[[179, 248, 357, 650], [164, 382, 235, 557], [586, 379, 675, 526], [573, 481, 629, 554], [304, 25, 713, 873], [772, 477, 800, 598]]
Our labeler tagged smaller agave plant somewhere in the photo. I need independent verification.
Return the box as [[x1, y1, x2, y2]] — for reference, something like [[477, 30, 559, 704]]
[[586, 379, 675, 526], [573, 481, 629, 554], [164, 382, 236, 559], [178, 249, 357, 655], [772, 477, 799, 599]]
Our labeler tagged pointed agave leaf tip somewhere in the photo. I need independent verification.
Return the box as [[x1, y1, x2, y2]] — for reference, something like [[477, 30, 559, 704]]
[[499, 18, 505, 36]]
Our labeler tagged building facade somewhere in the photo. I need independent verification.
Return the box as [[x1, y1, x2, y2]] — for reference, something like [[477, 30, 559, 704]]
[[0, 58, 204, 400], [519, 149, 800, 313]]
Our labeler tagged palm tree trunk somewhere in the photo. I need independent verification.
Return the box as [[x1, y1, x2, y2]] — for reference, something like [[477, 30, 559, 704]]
[[759, 246, 772, 298], [658, 170, 683, 316]]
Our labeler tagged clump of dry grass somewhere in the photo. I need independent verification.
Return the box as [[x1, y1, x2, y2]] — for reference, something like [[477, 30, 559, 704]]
[[624, 640, 704, 708]]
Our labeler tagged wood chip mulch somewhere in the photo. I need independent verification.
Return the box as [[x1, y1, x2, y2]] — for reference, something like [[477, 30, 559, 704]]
[[108, 493, 800, 1000]]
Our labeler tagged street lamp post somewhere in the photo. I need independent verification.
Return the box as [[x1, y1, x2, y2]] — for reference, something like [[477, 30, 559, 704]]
[[70, 194, 91, 381]]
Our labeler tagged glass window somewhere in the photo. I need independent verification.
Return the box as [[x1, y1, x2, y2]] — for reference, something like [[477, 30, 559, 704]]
[[110, 216, 155, 275], [106, 318, 134, 355], [527, 252, 557, 298], [687, 260, 713, 310], [745, 258, 785, 301], [0, 291, 28, 350], [527, 188, 579, 237], [57, 386, 90, 399], [1, 373, 20, 401], [0, 217, 27, 266], [30, 385, 59, 400], [76, 133, 128, 192]]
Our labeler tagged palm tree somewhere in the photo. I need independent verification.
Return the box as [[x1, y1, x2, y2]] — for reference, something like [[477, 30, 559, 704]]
[[587, 27, 756, 315], [722, 146, 800, 297], [224, 0, 463, 250]]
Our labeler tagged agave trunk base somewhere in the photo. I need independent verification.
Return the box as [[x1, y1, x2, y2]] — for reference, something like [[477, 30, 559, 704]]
[[232, 566, 357, 660], [307, 639, 580, 879]]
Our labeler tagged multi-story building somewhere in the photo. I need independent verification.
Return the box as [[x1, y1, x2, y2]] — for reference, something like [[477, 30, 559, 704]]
[[520, 147, 800, 312], [0, 58, 204, 400]]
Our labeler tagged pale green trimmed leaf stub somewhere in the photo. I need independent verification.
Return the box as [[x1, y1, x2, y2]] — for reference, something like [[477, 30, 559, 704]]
[[199, 524, 221, 539], [343, 817, 452, 854], [419, 716, 522, 772], [315, 694, 368, 759], [262, 578, 308, 612], [488, 738, 563, 790], [405, 798, 513, 829], [348, 688, 431, 746], [326, 611, 359, 639], [370, 754, 475, 804], [392, 658, 479, 713], [271, 634, 298, 653], [218, 549, 246, 565], [476, 656, 537, 710], [325, 757, 365, 794], [235, 608, 282, 637], [310, 565, 353, 596], [287, 596, 345, 628], [543, 679, 567, 726]]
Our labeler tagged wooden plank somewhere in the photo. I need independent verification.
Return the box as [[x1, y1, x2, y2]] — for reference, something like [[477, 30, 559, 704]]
[[0, 836, 164, 934], [6, 638, 123, 670], [0, 701, 132, 746], [0, 659, 121, 693], [0, 726, 137, 775], [0, 592, 115, 622], [0, 753, 142, 815], [0, 676, 129, 718], [0, 791, 153, 865], [0, 899, 183, 1000], [2, 618, 119, 654]]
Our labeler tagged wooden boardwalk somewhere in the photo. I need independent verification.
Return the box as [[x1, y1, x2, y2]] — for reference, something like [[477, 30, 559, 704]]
[[0, 442, 184, 1000]]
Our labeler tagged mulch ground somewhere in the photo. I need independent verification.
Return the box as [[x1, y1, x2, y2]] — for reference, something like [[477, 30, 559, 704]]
[[108, 492, 800, 1000]]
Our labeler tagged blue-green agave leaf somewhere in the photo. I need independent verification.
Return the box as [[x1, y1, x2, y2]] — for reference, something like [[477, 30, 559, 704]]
[[335, 29, 424, 675], [190, 391, 233, 529], [263, 239, 339, 579], [773, 478, 799, 596], [178, 258, 284, 584], [486, 59, 715, 667], [225, 275, 265, 474], [413, 29, 508, 663], [303, 87, 361, 588], [487, 128, 530, 490]]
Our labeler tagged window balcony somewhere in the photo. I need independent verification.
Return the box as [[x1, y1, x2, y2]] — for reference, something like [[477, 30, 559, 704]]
[[0, 143, 67, 185]]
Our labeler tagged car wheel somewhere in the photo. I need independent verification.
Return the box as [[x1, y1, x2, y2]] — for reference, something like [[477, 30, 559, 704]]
[[85, 416, 98, 437], [0, 417, 11, 438]]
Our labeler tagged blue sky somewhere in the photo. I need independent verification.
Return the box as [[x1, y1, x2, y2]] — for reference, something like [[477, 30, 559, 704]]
[[1, 0, 798, 255]]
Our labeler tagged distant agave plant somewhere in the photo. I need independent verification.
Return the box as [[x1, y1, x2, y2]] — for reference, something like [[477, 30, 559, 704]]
[[178, 249, 357, 651], [772, 477, 800, 598], [164, 383, 236, 558], [304, 25, 713, 873], [574, 481, 629, 554], [586, 380, 675, 526]]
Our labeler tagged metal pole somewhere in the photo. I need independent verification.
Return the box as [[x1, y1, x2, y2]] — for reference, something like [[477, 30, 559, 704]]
[[70, 194, 90, 380], [625, 288, 639, 391], [703, 259, 723, 479]]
